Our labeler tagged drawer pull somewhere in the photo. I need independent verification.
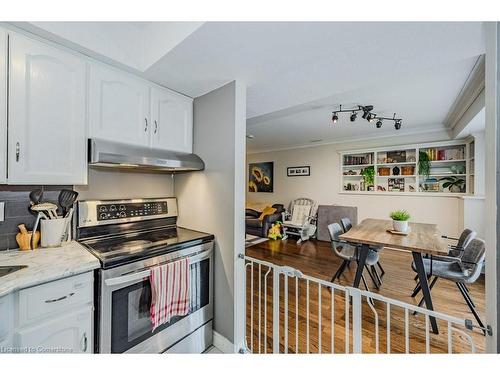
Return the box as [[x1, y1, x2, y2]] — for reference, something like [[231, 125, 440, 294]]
[[45, 292, 75, 303]]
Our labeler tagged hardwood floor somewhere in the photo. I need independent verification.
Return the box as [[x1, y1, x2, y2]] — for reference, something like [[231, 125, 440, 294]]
[[245, 238, 486, 354]]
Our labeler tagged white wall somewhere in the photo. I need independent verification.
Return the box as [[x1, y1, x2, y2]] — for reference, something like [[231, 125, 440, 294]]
[[75, 168, 174, 200], [247, 132, 469, 237], [174, 81, 246, 349]]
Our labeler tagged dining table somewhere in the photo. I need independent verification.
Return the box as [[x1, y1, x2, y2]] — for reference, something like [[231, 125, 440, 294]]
[[339, 218, 449, 334]]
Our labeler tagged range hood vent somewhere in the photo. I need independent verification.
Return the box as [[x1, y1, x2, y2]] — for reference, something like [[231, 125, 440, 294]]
[[88, 139, 205, 173]]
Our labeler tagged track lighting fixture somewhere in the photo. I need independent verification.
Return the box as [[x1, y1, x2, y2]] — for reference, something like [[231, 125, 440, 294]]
[[329, 105, 402, 130]]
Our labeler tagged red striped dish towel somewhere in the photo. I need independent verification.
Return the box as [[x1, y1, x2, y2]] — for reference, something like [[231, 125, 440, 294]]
[[150, 258, 190, 332]]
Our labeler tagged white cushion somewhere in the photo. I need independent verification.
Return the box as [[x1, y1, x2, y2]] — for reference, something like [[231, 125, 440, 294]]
[[290, 204, 311, 225]]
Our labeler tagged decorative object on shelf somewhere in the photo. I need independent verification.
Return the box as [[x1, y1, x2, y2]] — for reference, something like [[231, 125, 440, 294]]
[[343, 169, 358, 176], [389, 210, 411, 233], [378, 167, 391, 176], [248, 162, 274, 193], [388, 178, 405, 192], [377, 185, 386, 191], [421, 177, 439, 192], [418, 151, 431, 178], [450, 164, 466, 174], [387, 151, 406, 163], [331, 105, 403, 130], [408, 184, 416, 192], [408, 156, 416, 162], [392, 166, 400, 176], [439, 176, 466, 193], [360, 166, 375, 188], [401, 165, 415, 175], [287, 166, 310, 177]]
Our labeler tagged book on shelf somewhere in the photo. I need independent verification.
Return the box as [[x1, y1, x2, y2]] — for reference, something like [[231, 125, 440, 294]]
[[425, 147, 465, 161], [343, 153, 373, 166]]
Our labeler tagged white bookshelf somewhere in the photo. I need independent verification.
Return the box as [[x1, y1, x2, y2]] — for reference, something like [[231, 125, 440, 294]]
[[340, 139, 475, 196]]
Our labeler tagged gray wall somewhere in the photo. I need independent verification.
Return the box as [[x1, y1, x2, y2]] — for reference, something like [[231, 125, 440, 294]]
[[0, 185, 69, 250], [175, 81, 246, 347]]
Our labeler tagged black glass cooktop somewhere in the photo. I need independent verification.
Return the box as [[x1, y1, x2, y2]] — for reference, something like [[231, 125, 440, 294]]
[[80, 226, 214, 268]]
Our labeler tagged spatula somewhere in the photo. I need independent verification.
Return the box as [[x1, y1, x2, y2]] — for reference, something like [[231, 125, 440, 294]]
[[58, 189, 79, 217]]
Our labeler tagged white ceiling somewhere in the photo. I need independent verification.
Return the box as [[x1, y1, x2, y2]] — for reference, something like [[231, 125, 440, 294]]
[[20, 22, 485, 152]]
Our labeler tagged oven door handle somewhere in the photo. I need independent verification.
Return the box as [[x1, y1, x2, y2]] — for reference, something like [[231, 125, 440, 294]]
[[104, 249, 212, 287]]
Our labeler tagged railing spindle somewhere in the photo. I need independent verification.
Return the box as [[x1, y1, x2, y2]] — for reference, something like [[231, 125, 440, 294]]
[[295, 276, 299, 353], [284, 274, 288, 354], [331, 288, 334, 353], [258, 263, 262, 353], [425, 314, 430, 354], [306, 279, 310, 354], [318, 284, 322, 353], [405, 308, 409, 354], [386, 303, 391, 354]]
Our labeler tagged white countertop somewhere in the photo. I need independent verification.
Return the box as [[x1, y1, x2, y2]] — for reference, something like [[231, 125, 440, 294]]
[[0, 241, 100, 298]]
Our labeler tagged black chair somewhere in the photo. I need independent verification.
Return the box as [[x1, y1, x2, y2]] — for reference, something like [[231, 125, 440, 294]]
[[340, 217, 385, 283]]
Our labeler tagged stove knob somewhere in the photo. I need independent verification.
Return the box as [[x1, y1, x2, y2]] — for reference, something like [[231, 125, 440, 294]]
[[119, 205, 126, 211], [99, 213, 107, 220], [110, 205, 117, 211], [119, 212, 126, 218]]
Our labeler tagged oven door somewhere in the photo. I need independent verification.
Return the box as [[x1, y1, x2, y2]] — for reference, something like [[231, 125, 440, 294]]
[[98, 242, 213, 353]]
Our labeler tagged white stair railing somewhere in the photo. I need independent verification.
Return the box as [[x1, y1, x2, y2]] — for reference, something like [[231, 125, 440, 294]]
[[244, 256, 478, 354]]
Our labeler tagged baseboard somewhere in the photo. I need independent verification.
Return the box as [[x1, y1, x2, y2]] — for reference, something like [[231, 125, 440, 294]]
[[212, 331, 234, 353]]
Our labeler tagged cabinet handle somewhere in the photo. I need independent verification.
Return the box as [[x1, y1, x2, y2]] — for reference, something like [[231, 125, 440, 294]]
[[154, 120, 158, 134], [15, 142, 20, 162], [44, 292, 74, 303], [82, 332, 88, 352], [144, 118, 148, 132]]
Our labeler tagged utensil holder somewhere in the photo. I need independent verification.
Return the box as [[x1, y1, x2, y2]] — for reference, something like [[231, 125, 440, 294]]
[[41, 218, 70, 248]]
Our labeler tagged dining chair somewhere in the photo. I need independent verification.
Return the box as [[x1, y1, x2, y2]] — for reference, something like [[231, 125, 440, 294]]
[[410, 238, 486, 333], [340, 217, 385, 283], [327, 223, 381, 290], [411, 228, 476, 293]]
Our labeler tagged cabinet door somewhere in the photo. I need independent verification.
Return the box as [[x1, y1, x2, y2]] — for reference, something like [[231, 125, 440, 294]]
[[89, 63, 150, 146], [0, 294, 13, 348], [8, 33, 87, 185], [16, 306, 92, 353], [0, 29, 7, 184], [151, 87, 193, 153]]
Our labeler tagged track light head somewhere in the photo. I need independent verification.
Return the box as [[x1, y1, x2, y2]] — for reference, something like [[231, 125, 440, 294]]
[[395, 120, 402, 130], [350, 112, 357, 122], [332, 113, 339, 123], [366, 113, 374, 122], [361, 110, 368, 119], [376, 120, 383, 128]]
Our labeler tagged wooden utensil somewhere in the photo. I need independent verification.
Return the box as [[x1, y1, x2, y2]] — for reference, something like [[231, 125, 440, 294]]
[[16, 224, 40, 250]]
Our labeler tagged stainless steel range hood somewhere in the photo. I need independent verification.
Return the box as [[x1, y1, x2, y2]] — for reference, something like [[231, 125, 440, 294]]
[[88, 139, 205, 173]]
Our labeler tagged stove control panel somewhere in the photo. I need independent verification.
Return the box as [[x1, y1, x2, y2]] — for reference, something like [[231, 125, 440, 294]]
[[78, 198, 178, 227], [97, 202, 168, 221]]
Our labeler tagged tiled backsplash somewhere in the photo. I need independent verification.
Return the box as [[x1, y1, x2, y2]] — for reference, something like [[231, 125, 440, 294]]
[[0, 185, 70, 251]]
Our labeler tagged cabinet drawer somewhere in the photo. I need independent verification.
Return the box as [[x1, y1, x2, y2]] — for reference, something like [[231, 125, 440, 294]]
[[19, 272, 93, 327], [0, 293, 13, 346]]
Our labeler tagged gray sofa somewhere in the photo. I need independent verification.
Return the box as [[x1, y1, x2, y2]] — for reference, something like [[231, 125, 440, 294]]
[[245, 204, 285, 238]]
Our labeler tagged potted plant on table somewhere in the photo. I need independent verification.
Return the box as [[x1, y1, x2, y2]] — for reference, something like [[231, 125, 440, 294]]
[[390, 209, 411, 233]]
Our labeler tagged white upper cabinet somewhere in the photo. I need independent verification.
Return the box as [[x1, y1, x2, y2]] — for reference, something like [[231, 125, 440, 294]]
[[89, 63, 150, 146], [150, 87, 193, 153], [8, 33, 88, 185], [0, 29, 7, 184]]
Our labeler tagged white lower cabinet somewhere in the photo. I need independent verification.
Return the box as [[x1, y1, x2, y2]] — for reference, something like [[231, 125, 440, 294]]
[[9, 272, 94, 354], [0, 294, 14, 348], [16, 307, 92, 353], [0, 28, 7, 184]]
